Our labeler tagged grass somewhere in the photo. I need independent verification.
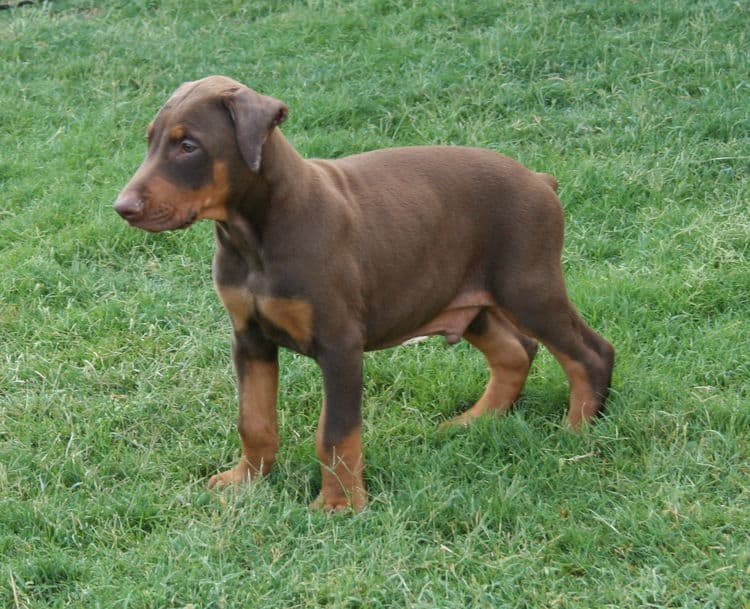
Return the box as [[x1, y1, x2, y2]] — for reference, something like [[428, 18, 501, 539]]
[[1, 0, 748, 607]]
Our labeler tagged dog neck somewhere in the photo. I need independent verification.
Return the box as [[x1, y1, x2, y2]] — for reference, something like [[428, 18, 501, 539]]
[[221, 128, 312, 254], [259, 128, 310, 199]]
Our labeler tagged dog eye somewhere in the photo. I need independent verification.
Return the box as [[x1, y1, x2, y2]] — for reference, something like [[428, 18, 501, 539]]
[[179, 140, 198, 154]]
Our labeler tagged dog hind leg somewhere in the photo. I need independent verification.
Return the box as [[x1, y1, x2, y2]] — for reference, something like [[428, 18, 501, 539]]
[[501, 275, 614, 428], [444, 308, 537, 427]]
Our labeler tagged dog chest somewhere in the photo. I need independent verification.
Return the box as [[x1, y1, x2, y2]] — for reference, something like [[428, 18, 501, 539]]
[[215, 282, 314, 354]]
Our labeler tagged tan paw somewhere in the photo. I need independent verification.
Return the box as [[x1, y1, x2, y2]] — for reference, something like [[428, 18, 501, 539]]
[[309, 489, 368, 513], [207, 464, 251, 489], [439, 412, 476, 430], [440, 403, 510, 430]]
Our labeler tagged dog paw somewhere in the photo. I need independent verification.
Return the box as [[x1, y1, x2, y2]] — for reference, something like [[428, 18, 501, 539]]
[[439, 402, 511, 430], [309, 490, 368, 513], [207, 465, 251, 489], [439, 414, 474, 430]]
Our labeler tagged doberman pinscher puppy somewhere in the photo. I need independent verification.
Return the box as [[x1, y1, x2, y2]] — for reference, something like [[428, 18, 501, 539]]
[[115, 75, 614, 511]]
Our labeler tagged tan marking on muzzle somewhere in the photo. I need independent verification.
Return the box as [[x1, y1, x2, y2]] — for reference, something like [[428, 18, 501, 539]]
[[196, 160, 231, 221], [143, 159, 231, 227]]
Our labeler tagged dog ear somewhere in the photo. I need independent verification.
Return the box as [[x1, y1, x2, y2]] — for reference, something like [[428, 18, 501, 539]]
[[222, 86, 288, 173]]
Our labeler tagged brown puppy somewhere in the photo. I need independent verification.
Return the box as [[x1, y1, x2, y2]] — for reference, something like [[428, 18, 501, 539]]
[[115, 76, 614, 511]]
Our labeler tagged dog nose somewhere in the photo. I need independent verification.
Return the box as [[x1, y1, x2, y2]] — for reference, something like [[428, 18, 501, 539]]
[[114, 194, 144, 221]]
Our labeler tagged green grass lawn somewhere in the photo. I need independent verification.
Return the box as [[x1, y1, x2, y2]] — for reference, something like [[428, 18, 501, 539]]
[[1, 0, 748, 607]]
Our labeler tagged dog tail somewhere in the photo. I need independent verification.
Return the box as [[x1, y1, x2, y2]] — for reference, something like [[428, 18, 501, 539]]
[[537, 172, 559, 192]]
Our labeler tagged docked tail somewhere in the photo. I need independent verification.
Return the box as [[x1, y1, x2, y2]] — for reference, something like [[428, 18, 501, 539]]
[[537, 172, 559, 192]]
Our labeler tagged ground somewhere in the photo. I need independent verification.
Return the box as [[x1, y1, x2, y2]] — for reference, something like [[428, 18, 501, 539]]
[[0, 1, 748, 607]]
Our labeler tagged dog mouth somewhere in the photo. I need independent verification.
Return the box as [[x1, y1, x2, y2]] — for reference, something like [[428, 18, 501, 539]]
[[177, 211, 198, 229], [137, 211, 198, 233], [129, 211, 198, 232]]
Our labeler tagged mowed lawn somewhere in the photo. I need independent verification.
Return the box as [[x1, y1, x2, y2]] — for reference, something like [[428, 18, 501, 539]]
[[1, 0, 748, 607]]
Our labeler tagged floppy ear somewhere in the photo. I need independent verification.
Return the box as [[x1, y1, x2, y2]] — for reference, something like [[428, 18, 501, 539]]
[[222, 86, 288, 173]]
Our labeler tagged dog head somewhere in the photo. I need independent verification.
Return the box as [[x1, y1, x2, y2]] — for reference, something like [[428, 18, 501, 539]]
[[114, 75, 287, 232]]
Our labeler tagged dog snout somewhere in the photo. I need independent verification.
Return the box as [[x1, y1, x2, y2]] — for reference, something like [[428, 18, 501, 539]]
[[114, 193, 145, 222]]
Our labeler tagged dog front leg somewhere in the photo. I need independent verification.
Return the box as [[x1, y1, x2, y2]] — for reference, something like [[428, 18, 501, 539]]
[[310, 344, 367, 512], [208, 326, 279, 488]]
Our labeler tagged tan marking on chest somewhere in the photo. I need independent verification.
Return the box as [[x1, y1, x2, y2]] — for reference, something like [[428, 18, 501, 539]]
[[216, 284, 255, 332], [256, 296, 314, 348]]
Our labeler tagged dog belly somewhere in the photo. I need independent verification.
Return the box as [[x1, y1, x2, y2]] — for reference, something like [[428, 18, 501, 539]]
[[365, 290, 494, 350]]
